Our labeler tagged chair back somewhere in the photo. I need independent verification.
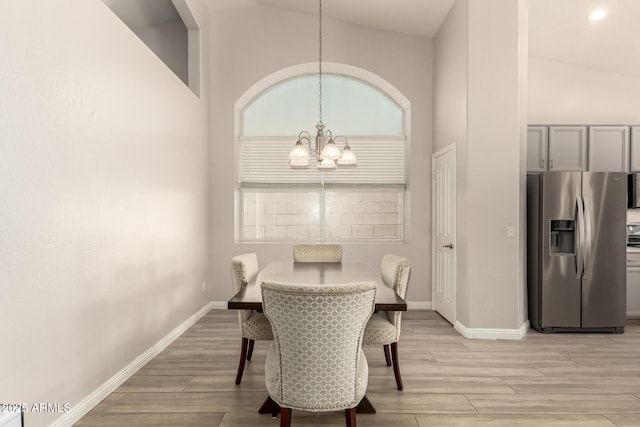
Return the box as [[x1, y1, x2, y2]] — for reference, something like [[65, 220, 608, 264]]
[[381, 255, 411, 340], [231, 253, 259, 323], [293, 244, 343, 262], [261, 281, 376, 412]]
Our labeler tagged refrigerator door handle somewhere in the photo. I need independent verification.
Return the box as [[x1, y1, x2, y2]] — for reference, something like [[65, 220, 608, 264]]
[[575, 196, 585, 279], [583, 196, 592, 276]]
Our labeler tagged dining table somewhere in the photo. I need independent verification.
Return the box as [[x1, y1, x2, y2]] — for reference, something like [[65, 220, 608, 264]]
[[227, 260, 408, 415]]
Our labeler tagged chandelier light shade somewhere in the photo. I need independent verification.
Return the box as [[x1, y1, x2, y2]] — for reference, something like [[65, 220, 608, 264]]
[[289, 134, 311, 167], [288, 0, 357, 169], [337, 140, 357, 165], [320, 138, 341, 160], [318, 158, 337, 169]]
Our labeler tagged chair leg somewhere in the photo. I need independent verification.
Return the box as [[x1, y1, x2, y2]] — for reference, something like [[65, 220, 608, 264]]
[[345, 407, 357, 427], [280, 407, 292, 427], [390, 342, 403, 391], [247, 339, 255, 361], [235, 337, 249, 385], [383, 344, 392, 366]]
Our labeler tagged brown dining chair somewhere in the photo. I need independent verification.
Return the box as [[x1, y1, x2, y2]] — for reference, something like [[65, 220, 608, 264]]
[[261, 281, 376, 427], [293, 244, 343, 262], [231, 253, 273, 385], [362, 254, 411, 390]]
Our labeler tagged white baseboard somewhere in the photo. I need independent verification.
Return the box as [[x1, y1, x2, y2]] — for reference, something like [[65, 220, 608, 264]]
[[407, 301, 432, 310], [209, 301, 228, 309], [50, 302, 215, 427], [628, 311, 640, 318], [454, 319, 530, 340]]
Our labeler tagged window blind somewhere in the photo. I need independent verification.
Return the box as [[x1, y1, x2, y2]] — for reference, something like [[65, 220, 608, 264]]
[[239, 137, 406, 185]]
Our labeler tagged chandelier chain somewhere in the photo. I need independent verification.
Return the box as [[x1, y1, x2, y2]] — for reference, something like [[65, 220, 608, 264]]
[[318, 0, 323, 124], [288, 0, 356, 168]]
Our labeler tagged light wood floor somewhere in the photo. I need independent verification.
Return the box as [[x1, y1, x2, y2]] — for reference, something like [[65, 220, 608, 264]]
[[76, 310, 640, 427]]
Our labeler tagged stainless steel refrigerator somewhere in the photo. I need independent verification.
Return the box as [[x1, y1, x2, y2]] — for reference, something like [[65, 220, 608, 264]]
[[527, 172, 626, 333]]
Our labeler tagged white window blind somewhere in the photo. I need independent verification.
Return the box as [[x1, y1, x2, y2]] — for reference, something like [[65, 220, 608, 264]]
[[239, 136, 406, 185]]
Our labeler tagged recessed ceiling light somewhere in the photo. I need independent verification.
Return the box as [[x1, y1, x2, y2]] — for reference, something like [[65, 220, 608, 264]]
[[587, 9, 607, 21]]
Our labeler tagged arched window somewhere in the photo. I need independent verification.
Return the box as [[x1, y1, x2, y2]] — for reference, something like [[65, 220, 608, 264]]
[[236, 64, 408, 241], [243, 74, 403, 136]]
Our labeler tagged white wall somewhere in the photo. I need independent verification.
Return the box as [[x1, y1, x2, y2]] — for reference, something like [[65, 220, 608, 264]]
[[466, 0, 528, 330], [433, 0, 469, 324], [434, 0, 528, 333], [529, 57, 640, 124], [209, 5, 433, 303], [0, 1, 210, 425]]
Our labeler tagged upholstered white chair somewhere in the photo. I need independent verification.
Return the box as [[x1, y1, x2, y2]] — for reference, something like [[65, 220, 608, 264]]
[[231, 253, 273, 385], [362, 254, 411, 391], [261, 281, 376, 427], [293, 244, 343, 262]]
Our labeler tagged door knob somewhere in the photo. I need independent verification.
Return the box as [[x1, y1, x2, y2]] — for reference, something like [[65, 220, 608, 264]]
[[442, 243, 454, 249]]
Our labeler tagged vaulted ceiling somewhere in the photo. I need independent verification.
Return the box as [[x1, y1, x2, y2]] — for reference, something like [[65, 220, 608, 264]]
[[527, 0, 640, 79], [203, 0, 455, 38], [203, 0, 640, 80]]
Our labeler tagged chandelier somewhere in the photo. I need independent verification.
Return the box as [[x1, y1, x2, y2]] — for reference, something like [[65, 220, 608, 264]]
[[288, 0, 357, 169]]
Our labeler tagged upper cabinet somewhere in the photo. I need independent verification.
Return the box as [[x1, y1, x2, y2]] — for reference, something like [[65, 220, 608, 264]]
[[630, 127, 640, 172], [548, 126, 587, 171], [527, 126, 548, 172], [588, 126, 629, 172], [527, 125, 635, 173]]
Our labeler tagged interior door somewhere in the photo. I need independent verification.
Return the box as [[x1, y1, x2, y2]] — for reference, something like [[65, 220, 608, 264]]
[[432, 145, 456, 325]]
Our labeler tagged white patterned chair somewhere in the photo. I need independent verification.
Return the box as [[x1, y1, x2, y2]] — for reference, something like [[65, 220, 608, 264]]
[[293, 244, 343, 263], [362, 255, 411, 391], [261, 281, 376, 427], [231, 253, 273, 385]]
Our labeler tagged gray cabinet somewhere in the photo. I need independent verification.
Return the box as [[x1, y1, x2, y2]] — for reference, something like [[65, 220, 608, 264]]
[[527, 126, 548, 172], [627, 268, 640, 317], [588, 126, 629, 172], [630, 126, 640, 172], [548, 126, 587, 171], [626, 251, 640, 317]]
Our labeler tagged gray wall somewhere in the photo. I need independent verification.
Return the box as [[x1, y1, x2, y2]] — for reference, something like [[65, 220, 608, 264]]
[[134, 18, 189, 85], [0, 1, 210, 425], [208, 5, 434, 304]]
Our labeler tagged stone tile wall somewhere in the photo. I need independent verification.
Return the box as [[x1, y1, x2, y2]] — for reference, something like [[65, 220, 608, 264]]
[[241, 189, 402, 240]]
